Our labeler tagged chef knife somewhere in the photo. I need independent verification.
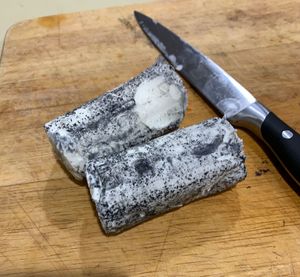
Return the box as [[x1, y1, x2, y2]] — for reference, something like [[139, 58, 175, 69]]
[[134, 11, 300, 186]]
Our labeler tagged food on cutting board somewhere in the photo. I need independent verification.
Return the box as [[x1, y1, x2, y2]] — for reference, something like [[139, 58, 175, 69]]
[[86, 118, 246, 234], [44, 57, 188, 180]]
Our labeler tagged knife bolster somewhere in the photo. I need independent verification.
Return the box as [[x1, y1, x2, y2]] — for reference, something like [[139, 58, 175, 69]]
[[229, 101, 269, 138]]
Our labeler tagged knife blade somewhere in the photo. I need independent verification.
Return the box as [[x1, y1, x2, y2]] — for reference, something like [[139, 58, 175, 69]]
[[134, 11, 300, 186]]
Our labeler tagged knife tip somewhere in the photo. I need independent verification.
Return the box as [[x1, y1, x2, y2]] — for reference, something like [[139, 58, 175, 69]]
[[133, 10, 148, 23], [133, 10, 141, 18]]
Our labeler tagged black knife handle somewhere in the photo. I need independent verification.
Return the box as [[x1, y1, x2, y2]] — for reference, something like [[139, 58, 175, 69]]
[[261, 112, 300, 185], [230, 101, 300, 186]]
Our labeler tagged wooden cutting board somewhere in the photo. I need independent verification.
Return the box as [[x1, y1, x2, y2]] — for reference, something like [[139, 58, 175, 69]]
[[1, 0, 300, 276]]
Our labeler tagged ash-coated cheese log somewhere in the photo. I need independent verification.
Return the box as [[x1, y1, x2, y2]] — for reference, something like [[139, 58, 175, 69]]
[[44, 57, 187, 180], [86, 117, 246, 234]]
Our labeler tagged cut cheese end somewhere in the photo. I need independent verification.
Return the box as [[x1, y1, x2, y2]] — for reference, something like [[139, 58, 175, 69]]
[[86, 117, 247, 234], [44, 57, 187, 179]]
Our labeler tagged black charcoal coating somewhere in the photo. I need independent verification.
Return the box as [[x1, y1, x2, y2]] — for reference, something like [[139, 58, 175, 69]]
[[86, 117, 247, 234], [44, 57, 187, 180]]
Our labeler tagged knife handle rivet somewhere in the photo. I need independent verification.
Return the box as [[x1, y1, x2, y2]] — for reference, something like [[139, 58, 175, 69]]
[[282, 130, 293, 139]]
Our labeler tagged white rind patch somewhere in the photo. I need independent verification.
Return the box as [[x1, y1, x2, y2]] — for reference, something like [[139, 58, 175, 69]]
[[91, 187, 101, 202], [134, 76, 185, 130]]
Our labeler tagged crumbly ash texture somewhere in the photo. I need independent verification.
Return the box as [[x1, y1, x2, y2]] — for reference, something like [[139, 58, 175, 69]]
[[44, 57, 187, 180], [86, 117, 247, 234]]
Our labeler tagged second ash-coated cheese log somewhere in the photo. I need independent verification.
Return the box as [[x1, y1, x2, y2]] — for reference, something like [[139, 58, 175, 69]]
[[86, 118, 247, 234], [44, 57, 187, 180]]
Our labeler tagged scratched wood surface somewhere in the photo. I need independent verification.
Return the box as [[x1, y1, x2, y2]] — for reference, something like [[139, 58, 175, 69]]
[[1, 0, 300, 276]]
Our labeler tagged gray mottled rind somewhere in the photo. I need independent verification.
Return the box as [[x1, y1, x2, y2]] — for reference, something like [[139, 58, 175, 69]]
[[44, 57, 187, 180], [86, 117, 247, 234]]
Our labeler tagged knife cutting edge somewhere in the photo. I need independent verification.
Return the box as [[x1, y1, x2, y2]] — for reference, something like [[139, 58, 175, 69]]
[[134, 11, 300, 186]]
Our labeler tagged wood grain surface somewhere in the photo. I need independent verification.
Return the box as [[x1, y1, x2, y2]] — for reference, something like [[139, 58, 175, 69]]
[[1, 0, 300, 276]]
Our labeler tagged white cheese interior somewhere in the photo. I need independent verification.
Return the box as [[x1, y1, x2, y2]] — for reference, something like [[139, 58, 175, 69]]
[[134, 76, 185, 130]]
